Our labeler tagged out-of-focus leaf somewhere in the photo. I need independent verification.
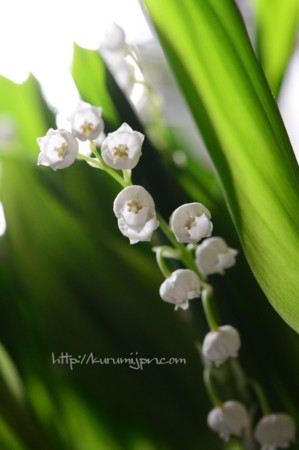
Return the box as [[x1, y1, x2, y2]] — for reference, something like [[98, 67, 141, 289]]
[[0, 343, 25, 404], [255, 0, 299, 96], [0, 418, 27, 450], [0, 75, 50, 157], [143, 0, 299, 331], [72, 44, 119, 124]]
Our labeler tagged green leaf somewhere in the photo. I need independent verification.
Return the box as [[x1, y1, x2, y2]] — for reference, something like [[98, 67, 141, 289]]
[[143, 0, 299, 331], [72, 44, 119, 124], [255, 0, 299, 96], [0, 75, 50, 157], [0, 343, 25, 404]]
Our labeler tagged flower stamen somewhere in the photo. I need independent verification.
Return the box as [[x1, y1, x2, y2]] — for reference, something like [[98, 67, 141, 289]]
[[113, 144, 129, 158], [185, 216, 196, 230], [57, 142, 68, 158], [80, 121, 94, 136], [127, 200, 143, 213]]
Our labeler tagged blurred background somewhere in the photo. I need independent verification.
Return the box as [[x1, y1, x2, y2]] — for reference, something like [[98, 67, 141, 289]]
[[0, 0, 299, 449]]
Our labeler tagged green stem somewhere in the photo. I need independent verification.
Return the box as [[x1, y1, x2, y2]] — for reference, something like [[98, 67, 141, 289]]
[[154, 247, 172, 278], [88, 141, 131, 188], [204, 366, 222, 407], [77, 153, 104, 168], [122, 169, 132, 185], [249, 379, 272, 415], [202, 288, 218, 331]]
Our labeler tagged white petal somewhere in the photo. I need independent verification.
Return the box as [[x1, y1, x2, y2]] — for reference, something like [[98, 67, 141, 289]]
[[159, 269, 200, 309], [170, 203, 212, 244], [203, 325, 241, 365], [254, 414, 296, 450], [208, 401, 248, 441], [113, 186, 158, 243], [196, 237, 237, 276], [101, 123, 144, 170], [37, 129, 79, 170], [69, 102, 104, 141]]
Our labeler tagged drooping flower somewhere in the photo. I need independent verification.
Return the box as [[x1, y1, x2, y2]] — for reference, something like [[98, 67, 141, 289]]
[[159, 269, 201, 311], [101, 123, 144, 170], [195, 237, 238, 276], [202, 325, 241, 366], [254, 413, 296, 450], [69, 101, 104, 141], [113, 185, 159, 244], [37, 129, 79, 170], [208, 401, 248, 442], [101, 23, 126, 52], [170, 203, 213, 244]]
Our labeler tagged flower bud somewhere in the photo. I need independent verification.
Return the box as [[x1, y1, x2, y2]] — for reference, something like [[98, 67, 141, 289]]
[[102, 23, 126, 51], [170, 203, 213, 244], [37, 129, 79, 170], [159, 269, 201, 311], [195, 237, 238, 276], [254, 413, 296, 450], [69, 101, 104, 141], [113, 185, 159, 244], [203, 325, 241, 366], [101, 123, 144, 170], [208, 401, 248, 441]]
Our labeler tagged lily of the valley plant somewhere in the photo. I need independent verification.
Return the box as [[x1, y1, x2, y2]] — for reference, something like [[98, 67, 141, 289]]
[[37, 95, 296, 449]]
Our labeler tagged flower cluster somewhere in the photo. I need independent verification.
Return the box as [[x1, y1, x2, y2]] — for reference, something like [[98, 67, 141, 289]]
[[37, 101, 159, 242], [37, 98, 296, 450]]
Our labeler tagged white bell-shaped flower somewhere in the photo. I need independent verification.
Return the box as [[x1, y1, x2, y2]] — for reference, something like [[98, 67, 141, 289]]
[[159, 269, 201, 311], [254, 413, 296, 450], [195, 237, 238, 276], [170, 203, 213, 244], [113, 185, 159, 244], [69, 101, 104, 141], [208, 401, 248, 442], [101, 23, 126, 51], [101, 123, 144, 170], [202, 325, 241, 366], [37, 129, 79, 170]]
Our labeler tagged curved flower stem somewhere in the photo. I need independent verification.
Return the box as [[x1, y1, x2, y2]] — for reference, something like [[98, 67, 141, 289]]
[[154, 247, 172, 278], [202, 288, 219, 331], [204, 366, 222, 407], [249, 379, 272, 415], [77, 153, 104, 168], [88, 141, 131, 188]]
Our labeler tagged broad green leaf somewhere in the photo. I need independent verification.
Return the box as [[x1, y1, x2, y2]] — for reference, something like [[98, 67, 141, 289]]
[[143, 0, 299, 331], [0, 75, 50, 156], [255, 0, 299, 96], [72, 44, 119, 124]]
